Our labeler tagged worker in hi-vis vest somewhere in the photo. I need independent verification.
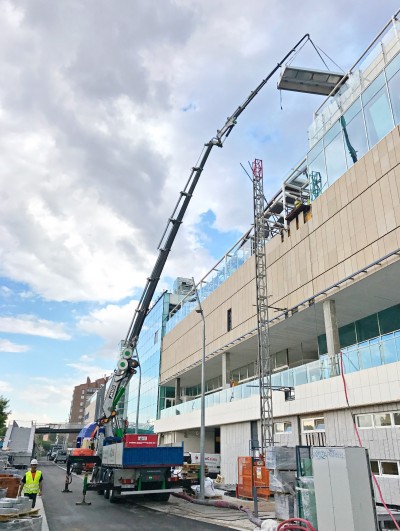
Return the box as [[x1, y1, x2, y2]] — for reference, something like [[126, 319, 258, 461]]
[[18, 458, 43, 508]]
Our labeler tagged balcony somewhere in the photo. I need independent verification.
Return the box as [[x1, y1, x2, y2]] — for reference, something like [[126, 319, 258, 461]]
[[160, 330, 400, 419]]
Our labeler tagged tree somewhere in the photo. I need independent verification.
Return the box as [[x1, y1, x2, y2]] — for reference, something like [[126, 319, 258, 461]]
[[0, 396, 10, 437]]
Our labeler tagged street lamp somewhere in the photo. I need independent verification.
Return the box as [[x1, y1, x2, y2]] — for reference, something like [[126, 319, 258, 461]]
[[191, 278, 206, 501]]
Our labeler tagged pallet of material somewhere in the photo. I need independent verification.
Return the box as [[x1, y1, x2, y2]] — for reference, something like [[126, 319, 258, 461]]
[[0, 510, 39, 522]]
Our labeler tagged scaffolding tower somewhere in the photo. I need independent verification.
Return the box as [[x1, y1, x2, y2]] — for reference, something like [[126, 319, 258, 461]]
[[252, 159, 274, 453]]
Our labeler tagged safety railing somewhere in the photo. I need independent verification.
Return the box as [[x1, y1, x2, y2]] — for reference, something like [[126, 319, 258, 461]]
[[160, 330, 400, 419]]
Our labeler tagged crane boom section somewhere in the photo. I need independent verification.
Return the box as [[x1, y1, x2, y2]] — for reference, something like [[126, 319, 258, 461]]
[[100, 34, 310, 432]]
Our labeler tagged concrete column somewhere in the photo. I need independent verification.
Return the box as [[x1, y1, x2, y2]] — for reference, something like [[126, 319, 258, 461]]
[[175, 378, 181, 405], [222, 352, 231, 388], [323, 299, 340, 376]]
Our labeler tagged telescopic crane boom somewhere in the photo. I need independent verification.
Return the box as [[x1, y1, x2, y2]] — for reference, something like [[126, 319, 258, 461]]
[[99, 34, 311, 436]]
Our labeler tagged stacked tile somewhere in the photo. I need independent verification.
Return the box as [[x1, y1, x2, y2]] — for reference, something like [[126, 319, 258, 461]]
[[0, 516, 42, 530], [265, 446, 297, 521]]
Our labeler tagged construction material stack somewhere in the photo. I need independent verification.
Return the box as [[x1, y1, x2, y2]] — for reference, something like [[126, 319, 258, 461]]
[[0, 489, 42, 530], [266, 447, 297, 520]]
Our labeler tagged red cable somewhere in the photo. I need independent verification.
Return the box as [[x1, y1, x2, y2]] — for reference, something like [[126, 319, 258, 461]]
[[277, 517, 317, 531], [339, 351, 400, 530]]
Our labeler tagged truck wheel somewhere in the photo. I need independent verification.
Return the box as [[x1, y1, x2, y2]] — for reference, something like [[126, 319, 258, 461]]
[[103, 471, 110, 499], [109, 487, 119, 504]]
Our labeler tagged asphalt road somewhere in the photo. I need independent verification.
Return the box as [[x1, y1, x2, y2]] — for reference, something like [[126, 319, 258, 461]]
[[40, 461, 230, 531]]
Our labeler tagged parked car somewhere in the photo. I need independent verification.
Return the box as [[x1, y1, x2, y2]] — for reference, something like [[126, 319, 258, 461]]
[[54, 450, 68, 464]]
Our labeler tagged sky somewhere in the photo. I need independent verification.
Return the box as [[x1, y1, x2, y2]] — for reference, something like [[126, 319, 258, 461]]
[[0, 0, 399, 424]]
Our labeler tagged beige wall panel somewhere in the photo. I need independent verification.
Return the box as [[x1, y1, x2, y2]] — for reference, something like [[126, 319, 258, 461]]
[[388, 168, 400, 207], [161, 128, 400, 382], [364, 150, 378, 188]]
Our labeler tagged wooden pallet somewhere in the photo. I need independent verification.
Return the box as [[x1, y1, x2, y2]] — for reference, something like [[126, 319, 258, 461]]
[[0, 508, 39, 522]]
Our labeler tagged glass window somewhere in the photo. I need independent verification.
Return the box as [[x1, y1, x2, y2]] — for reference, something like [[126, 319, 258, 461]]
[[374, 413, 392, 427], [363, 85, 394, 147], [275, 349, 288, 370], [388, 71, 400, 125], [341, 111, 368, 166], [227, 308, 232, 332], [357, 414, 373, 428], [356, 314, 379, 342], [378, 305, 400, 335], [370, 460, 380, 475], [362, 73, 386, 106], [308, 150, 328, 201], [294, 366, 308, 386], [385, 52, 400, 80], [343, 99, 362, 123], [359, 345, 372, 370], [308, 138, 323, 163], [302, 417, 325, 432], [324, 120, 341, 146], [381, 335, 398, 364], [339, 323, 357, 348], [275, 422, 285, 434], [394, 412, 400, 426], [370, 340, 382, 367], [381, 461, 399, 475], [318, 334, 327, 355], [325, 131, 347, 185], [284, 422, 293, 433], [302, 419, 314, 432]]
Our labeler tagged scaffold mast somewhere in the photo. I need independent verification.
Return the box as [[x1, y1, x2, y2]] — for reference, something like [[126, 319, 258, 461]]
[[252, 158, 274, 453]]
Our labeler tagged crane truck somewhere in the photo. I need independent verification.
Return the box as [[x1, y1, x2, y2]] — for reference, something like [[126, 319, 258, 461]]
[[64, 34, 311, 503]]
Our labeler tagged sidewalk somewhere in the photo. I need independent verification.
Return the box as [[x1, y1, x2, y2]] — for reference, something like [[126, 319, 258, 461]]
[[35, 495, 49, 531], [137, 494, 276, 530]]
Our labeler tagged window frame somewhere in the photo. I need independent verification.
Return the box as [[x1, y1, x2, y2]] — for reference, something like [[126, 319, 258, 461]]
[[356, 410, 400, 429], [301, 416, 325, 433], [380, 461, 400, 476], [275, 421, 293, 435]]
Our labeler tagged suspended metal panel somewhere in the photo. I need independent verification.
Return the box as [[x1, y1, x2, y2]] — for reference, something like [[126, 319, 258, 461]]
[[278, 66, 348, 96], [252, 159, 274, 453]]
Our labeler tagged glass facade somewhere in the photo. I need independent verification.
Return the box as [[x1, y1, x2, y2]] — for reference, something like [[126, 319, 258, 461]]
[[308, 48, 400, 200], [160, 328, 400, 419], [126, 293, 174, 433], [318, 303, 400, 355], [166, 237, 252, 333]]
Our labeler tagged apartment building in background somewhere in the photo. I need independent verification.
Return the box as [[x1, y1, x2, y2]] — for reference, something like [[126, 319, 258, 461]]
[[68, 376, 107, 430], [153, 15, 400, 505]]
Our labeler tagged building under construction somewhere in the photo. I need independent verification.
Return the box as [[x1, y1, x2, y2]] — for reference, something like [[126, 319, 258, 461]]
[[146, 13, 400, 509]]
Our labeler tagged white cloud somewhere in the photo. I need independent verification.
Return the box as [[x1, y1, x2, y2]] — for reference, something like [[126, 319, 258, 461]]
[[77, 300, 139, 352], [0, 0, 396, 306], [0, 315, 70, 340], [0, 0, 399, 426], [0, 380, 12, 394], [66, 362, 111, 381], [0, 286, 12, 297], [0, 339, 30, 353]]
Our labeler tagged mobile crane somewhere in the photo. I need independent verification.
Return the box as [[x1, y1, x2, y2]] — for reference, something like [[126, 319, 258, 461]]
[[65, 34, 311, 503]]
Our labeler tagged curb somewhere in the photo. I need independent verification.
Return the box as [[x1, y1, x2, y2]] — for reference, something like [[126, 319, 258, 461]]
[[36, 496, 49, 531]]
